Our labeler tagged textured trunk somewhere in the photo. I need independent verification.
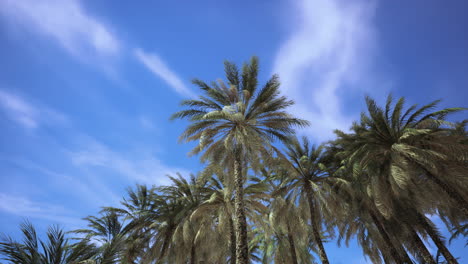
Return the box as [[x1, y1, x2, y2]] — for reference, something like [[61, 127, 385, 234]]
[[382, 221, 414, 264], [287, 223, 298, 264], [382, 253, 392, 264], [229, 217, 237, 264], [368, 209, 407, 264], [304, 181, 329, 264], [190, 242, 196, 264], [409, 228, 436, 264], [417, 213, 458, 264], [369, 208, 413, 264], [425, 170, 468, 216], [234, 157, 249, 264]]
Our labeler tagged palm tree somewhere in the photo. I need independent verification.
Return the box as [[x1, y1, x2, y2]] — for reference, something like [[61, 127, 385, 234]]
[[191, 168, 236, 263], [275, 136, 332, 264], [329, 165, 415, 264], [106, 183, 183, 264], [192, 166, 272, 263], [114, 174, 212, 264], [266, 195, 312, 264], [72, 211, 129, 264], [157, 173, 210, 264], [171, 56, 308, 264], [333, 94, 466, 263], [113, 184, 158, 263], [0, 221, 97, 264], [332, 151, 438, 264], [258, 165, 314, 264], [335, 95, 467, 216], [143, 191, 185, 264]]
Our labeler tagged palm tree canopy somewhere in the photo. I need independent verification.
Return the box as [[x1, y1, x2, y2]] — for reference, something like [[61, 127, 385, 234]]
[[171, 56, 309, 165], [333, 94, 468, 217], [0, 221, 97, 264]]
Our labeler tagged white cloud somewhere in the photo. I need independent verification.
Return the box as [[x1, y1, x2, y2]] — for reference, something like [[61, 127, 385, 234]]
[[0, 193, 80, 225], [1, 0, 120, 60], [135, 48, 196, 98], [0, 89, 67, 129], [273, 0, 378, 141], [69, 139, 189, 186]]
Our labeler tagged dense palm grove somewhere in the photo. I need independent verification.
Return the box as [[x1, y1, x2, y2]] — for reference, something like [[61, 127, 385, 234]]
[[1, 57, 467, 264]]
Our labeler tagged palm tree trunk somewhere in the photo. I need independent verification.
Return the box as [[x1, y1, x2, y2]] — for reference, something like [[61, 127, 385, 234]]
[[368, 209, 410, 264], [409, 228, 436, 264], [416, 213, 458, 264], [382, 253, 392, 264], [190, 242, 196, 264], [382, 221, 414, 264], [229, 217, 237, 264], [304, 181, 329, 264], [286, 223, 298, 264], [424, 170, 468, 216], [234, 157, 249, 264]]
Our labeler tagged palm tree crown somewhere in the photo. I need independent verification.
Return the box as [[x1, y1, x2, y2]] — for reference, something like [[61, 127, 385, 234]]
[[171, 56, 309, 164]]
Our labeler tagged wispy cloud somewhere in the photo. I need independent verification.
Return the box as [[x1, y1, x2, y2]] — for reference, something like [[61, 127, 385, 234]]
[[135, 48, 195, 98], [1, 0, 193, 92], [0, 90, 37, 128], [69, 139, 189, 186], [0, 193, 80, 225], [1, 0, 120, 60], [273, 0, 378, 141], [0, 155, 118, 207], [0, 89, 67, 129]]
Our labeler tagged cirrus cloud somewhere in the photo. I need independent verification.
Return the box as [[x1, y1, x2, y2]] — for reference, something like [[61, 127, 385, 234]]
[[134, 48, 195, 98], [0, 89, 67, 129], [1, 0, 120, 60]]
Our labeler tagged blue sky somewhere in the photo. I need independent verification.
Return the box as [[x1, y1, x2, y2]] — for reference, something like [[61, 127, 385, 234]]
[[0, 0, 467, 262]]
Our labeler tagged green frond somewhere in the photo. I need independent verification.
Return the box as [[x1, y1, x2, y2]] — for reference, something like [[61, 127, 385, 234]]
[[224, 60, 240, 87]]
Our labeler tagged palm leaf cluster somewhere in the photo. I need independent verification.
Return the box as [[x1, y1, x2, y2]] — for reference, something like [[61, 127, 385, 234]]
[[1, 57, 467, 264]]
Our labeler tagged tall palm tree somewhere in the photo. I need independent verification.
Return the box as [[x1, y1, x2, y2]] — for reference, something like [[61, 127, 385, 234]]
[[172, 56, 308, 264], [276, 136, 332, 264], [0, 221, 97, 264]]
